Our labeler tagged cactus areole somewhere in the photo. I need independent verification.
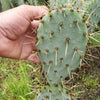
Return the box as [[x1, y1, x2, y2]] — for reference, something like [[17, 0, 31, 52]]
[[37, 7, 88, 85]]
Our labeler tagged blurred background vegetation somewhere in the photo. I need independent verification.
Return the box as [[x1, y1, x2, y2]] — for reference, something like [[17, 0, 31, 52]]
[[0, 0, 49, 12]]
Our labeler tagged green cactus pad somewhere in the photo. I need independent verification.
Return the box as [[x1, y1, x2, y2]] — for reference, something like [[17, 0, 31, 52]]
[[87, 0, 100, 33], [74, 0, 92, 11], [37, 8, 88, 85], [37, 86, 71, 100], [49, 0, 68, 9]]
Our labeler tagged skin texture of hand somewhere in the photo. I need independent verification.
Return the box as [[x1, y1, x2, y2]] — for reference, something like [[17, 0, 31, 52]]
[[0, 5, 49, 63]]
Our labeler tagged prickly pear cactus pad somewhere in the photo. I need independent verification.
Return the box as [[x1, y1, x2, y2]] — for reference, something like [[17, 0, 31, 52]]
[[49, 0, 68, 8], [37, 8, 88, 85], [37, 86, 71, 100], [74, 0, 92, 11], [87, 0, 100, 32]]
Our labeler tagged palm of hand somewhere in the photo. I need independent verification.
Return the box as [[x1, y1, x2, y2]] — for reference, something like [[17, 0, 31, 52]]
[[0, 5, 48, 63]]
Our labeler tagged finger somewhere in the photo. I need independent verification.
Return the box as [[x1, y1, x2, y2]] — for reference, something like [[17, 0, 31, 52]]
[[31, 20, 40, 29], [41, 6, 50, 11], [26, 20, 40, 41], [17, 5, 49, 21], [26, 53, 41, 63]]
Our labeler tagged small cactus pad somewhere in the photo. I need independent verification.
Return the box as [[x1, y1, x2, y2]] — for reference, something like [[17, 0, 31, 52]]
[[74, 0, 92, 11], [37, 86, 71, 100], [49, 0, 68, 9], [87, 0, 100, 32], [37, 8, 88, 85]]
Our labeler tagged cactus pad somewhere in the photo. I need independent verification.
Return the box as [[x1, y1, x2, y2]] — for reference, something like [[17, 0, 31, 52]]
[[37, 8, 88, 85], [49, 0, 68, 9], [87, 0, 100, 32], [37, 86, 71, 100]]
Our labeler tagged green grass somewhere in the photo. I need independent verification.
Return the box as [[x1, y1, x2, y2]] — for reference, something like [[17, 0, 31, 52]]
[[97, 98, 100, 100], [0, 53, 100, 100], [72, 67, 100, 100], [0, 58, 41, 100], [82, 76, 100, 87]]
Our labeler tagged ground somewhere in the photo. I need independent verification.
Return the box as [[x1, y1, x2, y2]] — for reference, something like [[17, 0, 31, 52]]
[[0, 47, 100, 100], [67, 47, 100, 100]]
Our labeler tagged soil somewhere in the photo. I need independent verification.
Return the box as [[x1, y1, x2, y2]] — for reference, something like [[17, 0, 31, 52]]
[[64, 47, 100, 100]]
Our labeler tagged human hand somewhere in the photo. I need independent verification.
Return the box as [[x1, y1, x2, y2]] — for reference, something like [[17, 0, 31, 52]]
[[0, 5, 49, 63]]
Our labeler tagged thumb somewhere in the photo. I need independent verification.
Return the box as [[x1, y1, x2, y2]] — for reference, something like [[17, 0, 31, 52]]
[[26, 53, 41, 63], [17, 5, 49, 21]]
